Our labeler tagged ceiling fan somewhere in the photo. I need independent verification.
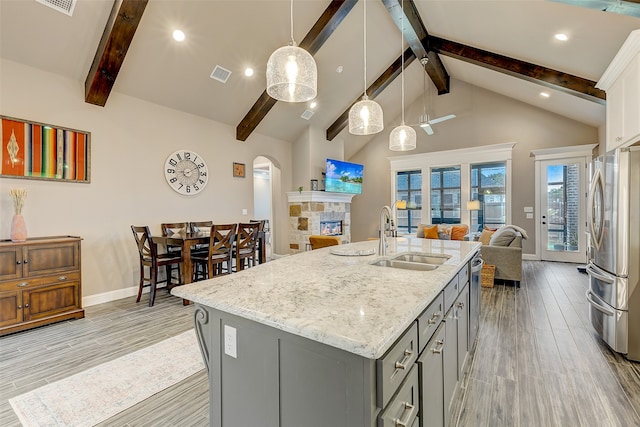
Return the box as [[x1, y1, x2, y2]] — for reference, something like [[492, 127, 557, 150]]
[[411, 57, 456, 135]]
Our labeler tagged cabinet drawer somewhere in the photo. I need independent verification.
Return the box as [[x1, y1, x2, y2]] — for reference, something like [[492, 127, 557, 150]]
[[378, 364, 419, 427], [417, 323, 445, 427], [24, 281, 81, 322], [458, 263, 469, 286], [0, 272, 80, 291], [443, 276, 459, 312], [417, 293, 444, 353], [23, 242, 80, 277], [377, 322, 419, 409]]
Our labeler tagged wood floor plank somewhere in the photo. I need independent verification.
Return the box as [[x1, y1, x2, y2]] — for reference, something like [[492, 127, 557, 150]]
[[487, 376, 518, 426], [517, 372, 555, 426], [456, 378, 492, 427]]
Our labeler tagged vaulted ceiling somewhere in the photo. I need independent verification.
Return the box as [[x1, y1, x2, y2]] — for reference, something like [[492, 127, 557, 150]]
[[2, 0, 639, 159]]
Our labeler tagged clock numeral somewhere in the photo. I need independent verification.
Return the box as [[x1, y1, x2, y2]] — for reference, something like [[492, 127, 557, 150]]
[[178, 183, 184, 189], [169, 159, 177, 167], [184, 152, 191, 160], [200, 171, 207, 177], [198, 179, 205, 185], [194, 184, 200, 191], [170, 177, 177, 183], [176, 153, 182, 161], [197, 162, 205, 168], [186, 186, 191, 193], [166, 168, 175, 174]]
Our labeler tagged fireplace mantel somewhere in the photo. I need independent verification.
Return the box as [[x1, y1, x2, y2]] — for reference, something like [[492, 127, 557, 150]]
[[286, 191, 356, 204]]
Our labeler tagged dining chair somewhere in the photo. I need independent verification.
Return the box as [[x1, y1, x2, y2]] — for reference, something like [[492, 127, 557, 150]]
[[233, 222, 261, 271], [189, 221, 213, 278], [192, 223, 237, 280], [131, 225, 183, 307], [250, 219, 267, 264], [161, 222, 187, 282]]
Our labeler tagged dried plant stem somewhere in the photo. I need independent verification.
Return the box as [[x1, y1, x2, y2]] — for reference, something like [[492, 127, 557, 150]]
[[9, 188, 27, 215]]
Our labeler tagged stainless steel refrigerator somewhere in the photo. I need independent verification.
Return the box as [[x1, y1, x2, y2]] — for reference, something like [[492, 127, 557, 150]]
[[587, 146, 640, 360]]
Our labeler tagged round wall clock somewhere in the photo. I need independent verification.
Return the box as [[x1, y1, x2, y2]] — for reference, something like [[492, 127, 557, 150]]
[[164, 150, 208, 195]]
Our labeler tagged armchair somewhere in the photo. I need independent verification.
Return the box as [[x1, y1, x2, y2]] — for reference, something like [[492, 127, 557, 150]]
[[479, 226, 526, 286]]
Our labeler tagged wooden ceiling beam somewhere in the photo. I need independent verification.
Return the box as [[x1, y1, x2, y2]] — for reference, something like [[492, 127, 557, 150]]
[[382, 0, 450, 94], [326, 47, 415, 141], [426, 35, 606, 103], [236, 0, 358, 142], [85, 0, 148, 106]]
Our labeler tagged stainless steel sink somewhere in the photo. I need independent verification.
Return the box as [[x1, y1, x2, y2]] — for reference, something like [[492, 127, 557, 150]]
[[370, 259, 440, 271], [391, 253, 451, 265]]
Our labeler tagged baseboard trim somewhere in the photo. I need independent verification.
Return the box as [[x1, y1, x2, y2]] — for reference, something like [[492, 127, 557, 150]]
[[82, 286, 139, 307], [523, 254, 538, 261]]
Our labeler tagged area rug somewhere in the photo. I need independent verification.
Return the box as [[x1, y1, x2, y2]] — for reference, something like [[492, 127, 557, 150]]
[[9, 329, 205, 427]]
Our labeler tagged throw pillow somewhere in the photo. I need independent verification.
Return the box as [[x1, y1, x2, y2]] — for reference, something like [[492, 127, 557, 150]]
[[416, 223, 429, 238], [478, 229, 495, 245], [490, 230, 516, 246], [423, 225, 439, 239], [450, 225, 469, 241]]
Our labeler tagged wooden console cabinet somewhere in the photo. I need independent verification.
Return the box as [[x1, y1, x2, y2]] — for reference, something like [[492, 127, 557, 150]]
[[0, 236, 84, 336]]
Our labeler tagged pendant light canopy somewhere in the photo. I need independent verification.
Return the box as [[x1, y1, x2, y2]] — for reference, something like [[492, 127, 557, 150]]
[[349, 0, 383, 135], [389, 0, 416, 151], [266, 0, 317, 103]]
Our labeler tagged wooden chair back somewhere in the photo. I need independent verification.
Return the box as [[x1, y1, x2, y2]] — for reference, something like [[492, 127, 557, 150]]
[[161, 222, 188, 236], [131, 225, 156, 261], [190, 221, 213, 234], [209, 223, 237, 256]]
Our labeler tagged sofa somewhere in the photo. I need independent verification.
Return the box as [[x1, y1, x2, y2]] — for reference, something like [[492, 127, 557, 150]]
[[477, 226, 526, 286], [416, 223, 525, 286]]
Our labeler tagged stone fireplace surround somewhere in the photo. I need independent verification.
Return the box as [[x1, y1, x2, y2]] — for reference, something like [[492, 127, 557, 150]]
[[287, 191, 355, 253]]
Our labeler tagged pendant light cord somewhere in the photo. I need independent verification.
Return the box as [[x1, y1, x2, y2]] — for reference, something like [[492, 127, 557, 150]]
[[401, 0, 405, 124], [290, 0, 295, 43], [363, 0, 367, 98]]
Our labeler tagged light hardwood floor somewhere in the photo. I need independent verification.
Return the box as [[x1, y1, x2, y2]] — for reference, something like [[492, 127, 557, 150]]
[[1, 261, 639, 426]]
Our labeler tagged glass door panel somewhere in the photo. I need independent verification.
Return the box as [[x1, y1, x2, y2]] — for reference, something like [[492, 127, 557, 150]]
[[540, 158, 587, 263]]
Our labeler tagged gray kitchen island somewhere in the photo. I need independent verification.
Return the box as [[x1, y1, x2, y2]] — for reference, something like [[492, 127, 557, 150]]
[[172, 237, 482, 427]]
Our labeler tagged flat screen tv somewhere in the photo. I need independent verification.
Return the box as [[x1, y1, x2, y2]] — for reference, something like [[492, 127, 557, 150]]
[[325, 159, 364, 195]]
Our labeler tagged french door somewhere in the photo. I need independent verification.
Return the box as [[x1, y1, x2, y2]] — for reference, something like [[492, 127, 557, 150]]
[[539, 157, 587, 263]]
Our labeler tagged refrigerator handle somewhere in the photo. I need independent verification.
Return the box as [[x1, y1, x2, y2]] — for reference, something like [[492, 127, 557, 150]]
[[586, 290, 615, 316], [588, 168, 605, 250], [586, 263, 615, 284]]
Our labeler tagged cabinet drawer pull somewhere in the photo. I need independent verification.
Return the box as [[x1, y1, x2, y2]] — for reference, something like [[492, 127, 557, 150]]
[[24, 303, 29, 308], [58, 276, 67, 281], [23, 259, 28, 264], [432, 340, 444, 354], [394, 349, 413, 370], [457, 301, 464, 309], [395, 402, 415, 427], [16, 260, 21, 265], [17, 305, 22, 309], [17, 282, 29, 287], [427, 311, 441, 325]]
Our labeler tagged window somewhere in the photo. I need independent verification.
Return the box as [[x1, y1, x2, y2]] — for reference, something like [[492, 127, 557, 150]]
[[470, 162, 506, 231], [431, 167, 461, 224], [395, 170, 422, 233]]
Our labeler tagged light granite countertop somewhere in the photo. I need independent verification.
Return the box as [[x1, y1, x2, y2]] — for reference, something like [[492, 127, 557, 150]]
[[172, 237, 481, 359]]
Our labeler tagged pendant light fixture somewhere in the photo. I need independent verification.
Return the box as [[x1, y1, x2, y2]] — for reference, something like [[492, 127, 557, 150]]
[[389, 0, 416, 151], [266, 0, 317, 103], [349, 0, 384, 135]]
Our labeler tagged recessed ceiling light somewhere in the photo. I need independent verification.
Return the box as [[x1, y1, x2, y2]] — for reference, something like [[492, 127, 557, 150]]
[[554, 33, 568, 42], [309, 101, 318, 109], [336, 65, 344, 73], [172, 30, 185, 42], [244, 68, 254, 77], [540, 92, 550, 98]]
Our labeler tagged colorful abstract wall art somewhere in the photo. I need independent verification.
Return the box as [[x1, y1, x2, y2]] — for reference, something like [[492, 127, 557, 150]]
[[1, 116, 91, 183]]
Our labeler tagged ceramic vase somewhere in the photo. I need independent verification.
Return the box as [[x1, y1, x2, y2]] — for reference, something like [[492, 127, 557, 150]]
[[11, 214, 27, 242]]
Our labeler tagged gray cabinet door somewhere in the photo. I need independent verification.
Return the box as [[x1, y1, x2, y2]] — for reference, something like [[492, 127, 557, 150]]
[[443, 308, 458, 427], [456, 284, 469, 376], [418, 324, 445, 427]]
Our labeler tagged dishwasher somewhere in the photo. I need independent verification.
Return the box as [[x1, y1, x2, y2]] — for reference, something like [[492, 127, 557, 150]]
[[469, 252, 483, 348]]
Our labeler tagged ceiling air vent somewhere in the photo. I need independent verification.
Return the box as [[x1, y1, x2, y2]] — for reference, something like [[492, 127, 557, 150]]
[[210, 65, 232, 84], [35, 0, 76, 16], [301, 110, 315, 120]]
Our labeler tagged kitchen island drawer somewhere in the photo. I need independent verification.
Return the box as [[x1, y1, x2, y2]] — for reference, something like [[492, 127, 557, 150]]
[[378, 364, 419, 427], [377, 321, 418, 409], [417, 293, 444, 352], [443, 275, 459, 312], [458, 262, 469, 286]]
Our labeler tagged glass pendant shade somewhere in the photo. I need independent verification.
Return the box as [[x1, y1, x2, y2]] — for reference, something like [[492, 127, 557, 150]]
[[266, 44, 317, 103], [389, 124, 417, 151], [348, 96, 384, 135]]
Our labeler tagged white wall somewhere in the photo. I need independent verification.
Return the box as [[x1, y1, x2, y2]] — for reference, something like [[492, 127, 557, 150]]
[[292, 125, 343, 191], [348, 80, 602, 256], [0, 59, 292, 304]]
